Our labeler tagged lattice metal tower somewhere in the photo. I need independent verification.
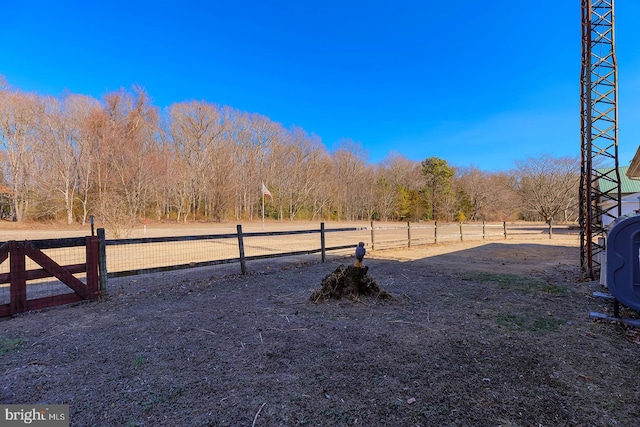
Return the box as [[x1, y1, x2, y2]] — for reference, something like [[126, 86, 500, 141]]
[[580, 0, 621, 280]]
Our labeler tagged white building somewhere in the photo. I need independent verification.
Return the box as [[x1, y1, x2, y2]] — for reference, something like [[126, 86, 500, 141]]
[[597, 165, 640, 227]]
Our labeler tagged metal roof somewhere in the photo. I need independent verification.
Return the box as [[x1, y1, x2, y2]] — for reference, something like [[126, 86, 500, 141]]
[[598, 166, 640, 193]]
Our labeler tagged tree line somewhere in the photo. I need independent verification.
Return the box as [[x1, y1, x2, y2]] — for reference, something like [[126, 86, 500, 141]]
[[0, 77, 580, 235]]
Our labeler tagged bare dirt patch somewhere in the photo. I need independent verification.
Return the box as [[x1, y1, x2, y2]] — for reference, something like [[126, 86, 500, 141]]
[[1, 235, 639, 426]]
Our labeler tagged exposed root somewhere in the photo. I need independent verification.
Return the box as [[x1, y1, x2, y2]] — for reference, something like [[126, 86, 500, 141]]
[[310, 264, 392, 302]]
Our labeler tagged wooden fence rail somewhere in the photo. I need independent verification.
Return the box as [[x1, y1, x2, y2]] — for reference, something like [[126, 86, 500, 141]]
[[103, 221, 569, 283], [103, 224, 363, 280], [0, 237, 100, 317], [0, 221, 571, 316]]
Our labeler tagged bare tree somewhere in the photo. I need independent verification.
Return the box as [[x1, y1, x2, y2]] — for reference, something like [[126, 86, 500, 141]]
[[309, 154, 334, 221], [169, 101, 228, 221], [268, 127, 327, 221], [71, 95, 103, 225], [0, 75, 585, 228], [34, 96, 71, 221], [331, 140, 368, 221], [168, 101, 237, 222], [360, 166, 378, 220], [376, 153, 423, 221], [93, 87, 160, 236], [227, 111, 283, 221], [510, 155, 580, 224], [455, 167, 487, 221], [454, 166, 519, 221], [373, 172, 396, 221], [36, 94, 100, 224], [0, 88, 41, 221], [485, 173, 520, 221], [144, 140, 172, 221], [205, 121, 236, 221]]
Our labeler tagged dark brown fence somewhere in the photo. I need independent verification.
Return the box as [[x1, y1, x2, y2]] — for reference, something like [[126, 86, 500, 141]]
[[0, 221, 574, 316], [102, 224, 363, 279], [103, 221, 572, 279], [0, 237, 100, 317]]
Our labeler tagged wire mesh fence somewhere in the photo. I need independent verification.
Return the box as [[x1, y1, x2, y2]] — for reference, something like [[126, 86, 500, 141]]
[[0, 238, 99, 315], [104, 225, 367, 284], [103, 221, 566, 281], [104, 234, 241, 277], [0, 242, 84, 305], [0, 221, 576, 315]]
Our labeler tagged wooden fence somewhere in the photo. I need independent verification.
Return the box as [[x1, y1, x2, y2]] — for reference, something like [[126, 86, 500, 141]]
[[104, 221, 568, 279], [102, 224, 363, 280], [0, 237, 100, 317], [0, 221, 571, 316]]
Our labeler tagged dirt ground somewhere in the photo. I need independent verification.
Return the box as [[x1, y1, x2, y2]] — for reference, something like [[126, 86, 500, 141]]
[[1, 234, 639, 427]]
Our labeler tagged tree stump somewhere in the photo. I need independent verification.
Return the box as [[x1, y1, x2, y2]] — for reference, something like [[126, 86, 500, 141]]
[[310, 264, 392, 302]]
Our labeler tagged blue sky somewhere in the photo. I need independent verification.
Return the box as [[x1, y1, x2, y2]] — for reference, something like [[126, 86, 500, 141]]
[[2, 1, 639, 171]]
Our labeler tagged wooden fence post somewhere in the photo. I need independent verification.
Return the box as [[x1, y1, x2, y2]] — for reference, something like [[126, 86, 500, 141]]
[[407, 221, 411, 248], [320, 222, 326, 263], [97, 228, 107, 292], [370, 221, 375, 251], [237, 224, 247, 274], [9, 241, 27, 315], [459, 222, 463, 241], [85, 236, 100, 297], [434, 221, 438, 244], [548, 222, 553, 239], [503, 222, 507, 239], [483, 221, 486, 240]]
